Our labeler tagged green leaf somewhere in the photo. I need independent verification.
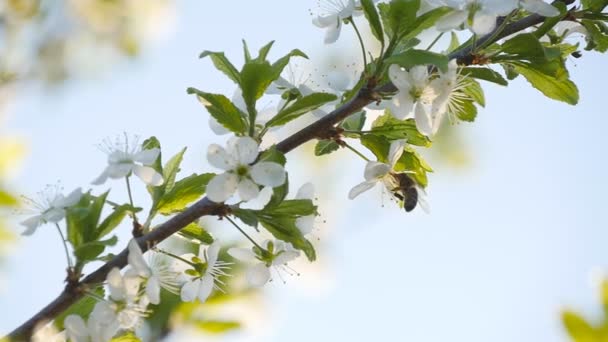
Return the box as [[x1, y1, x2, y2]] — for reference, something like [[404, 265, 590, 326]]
[[54, 287, 105, 330], [270, 49, 308, 82], [258, 146, 287, 166], [255, 41, 275, 62], [371, 112, 431, 147], [447, 31, 460, 53], [187, 88, 247, 134], [581, 19, 608, 52], [361, 0, 384, 44], [508, 61, 579, 105], [402, 6, 452, 41], [460, 67, 508, 86], [533, 2, 567, 39], [340, 111, 367, 135], [257, 215, 316, 261], [501, 33, 546, 59], [162, 148, 187, 194], [74, 236, 117, 261], [264, 174, 289, 209], [66, 192, 108, 247], [96, 204, 139, 239], [242, 39, 252, 62], [360, 134, 390, 162], [378, 0, 420, 39], [582, 0, 608, 12], [462, 79, 485, 107], [266, 92, 337, 127], [394, 147, 432, 187], [385, 49, 449, 72], [453, 99, 478, 122], [156, 173, 215, 215], [199, 51, 241, 84], [240, 61, 275, 111], [178, 222, 214, 245], [314, 140, 341, 156], [232, 208, 259, 228], [263, 199, 317, 217]]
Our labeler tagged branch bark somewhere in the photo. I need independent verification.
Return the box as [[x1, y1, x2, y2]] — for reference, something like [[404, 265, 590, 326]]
[[6, 6, 572, 340]]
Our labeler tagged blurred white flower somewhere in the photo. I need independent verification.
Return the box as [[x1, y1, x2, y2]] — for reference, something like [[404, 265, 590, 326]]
[[435, 0, 518, 35], [106, 268, 148, 330], [349, 140, 406, 199], [176, 242, 232, 303], [92, 134, 163, 186], [519, 0, 559, 17], [127, 239, 181, 305], [206, 137, 286, 203], [429, 59, 469, 135], [295, 183, 316, 235], [64, 302, 120, 342], [32, 321, 65, 342], [228, 240, 300, 287], [20, 186, 82, 236]]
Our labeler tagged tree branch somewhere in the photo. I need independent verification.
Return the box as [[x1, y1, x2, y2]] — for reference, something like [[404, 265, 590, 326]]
[[5, 6, 573, 340]]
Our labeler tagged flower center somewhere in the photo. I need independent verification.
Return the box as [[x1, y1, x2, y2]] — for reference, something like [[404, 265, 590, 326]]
[[236, 165, 250, 177]]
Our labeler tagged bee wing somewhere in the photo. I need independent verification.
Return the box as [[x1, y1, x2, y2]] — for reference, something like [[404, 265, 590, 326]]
[[416, 186, 431, 214]]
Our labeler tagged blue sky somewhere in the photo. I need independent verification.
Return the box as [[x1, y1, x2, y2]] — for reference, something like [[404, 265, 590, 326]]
[[2, 1, 608, 341]]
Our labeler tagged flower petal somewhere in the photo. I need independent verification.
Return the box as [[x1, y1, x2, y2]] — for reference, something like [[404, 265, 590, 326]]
[[472, 12, 497, 35], [207, 144, 236, 170], [323, 20, 342, 44], [64, 315, 89, 342], [348, 180, 377, 199], [388, 140, 406, 167], [295, 182, 315, 200], [364, 161, 391, 181], [391, 91, 415, 120], [228, 247, 257, 262], [228, 136, 259, 165], [197, 275, 214, 302], [20, 216, 42, 236], [414, 102, 434, 137], [134, 148, 160, 165], [204, 242, 221, 268], [250, 162, 286, 187], [296, 215, 315, 235], [388, 65, 411, 92], [208, 117, 231, 135], [55, 188, 83, 207], [436, 10, 467, 31], [180, 279, 200, 302], [128, 239, 150, 277], [106, 163, 134, 179], [91, 169, 110, 185], [313, 14, 338, 28], [206, 173, 239, 203], [238, 178, 260, 202], [521, 0, 559, 17], [107, 267, 125, 302], [146, 276, 161, 305], [273, 251, 300, 265], [246, 263, 271, 287], [133, 165, 164, 186]]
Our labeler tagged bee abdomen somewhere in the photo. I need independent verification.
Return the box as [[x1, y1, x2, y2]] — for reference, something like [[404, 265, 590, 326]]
[[403, 187, 418, 212]]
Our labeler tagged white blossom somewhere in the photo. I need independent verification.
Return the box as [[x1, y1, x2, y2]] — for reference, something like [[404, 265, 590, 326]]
[[228, 240, 300, 287], [32, 322, 65, 342], [92, 134, 163, 186], [176, 242, 232, 303], [349, 139, 406, 199], [312, 0, 356, 44], [428, 59, 469, 135], [519, 0, 559, 17], [388, 65, 438, 135], [106, 268, 148, 330], [127, 239, 181, 305], [20, 186, 82, 236], [206, 137, 286, 203]]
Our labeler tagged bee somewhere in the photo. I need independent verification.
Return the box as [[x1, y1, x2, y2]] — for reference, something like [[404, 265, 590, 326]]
[[390, 172, 419, 212]]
